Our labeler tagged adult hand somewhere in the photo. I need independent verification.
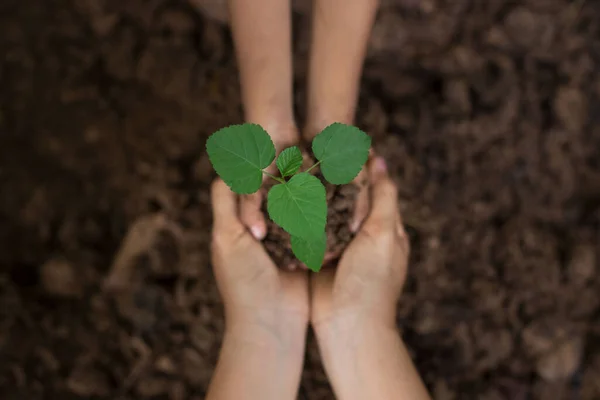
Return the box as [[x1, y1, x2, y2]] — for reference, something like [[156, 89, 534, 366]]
[[311, 156, 408, 333], [211, 178, 309, 334], [208, 179, 309, 399], [309, 157, 430, 400]]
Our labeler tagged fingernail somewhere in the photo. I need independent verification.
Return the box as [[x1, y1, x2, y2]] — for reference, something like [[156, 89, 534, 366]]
[[375, 157, 387, 173], [350, 219, 360, 233], [251, 226, 264, 240]]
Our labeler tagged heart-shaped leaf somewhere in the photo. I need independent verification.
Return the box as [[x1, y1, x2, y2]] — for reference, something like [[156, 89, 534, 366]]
[[312, 123, 371, 185], [267, 173, 326, 239], [276, 146, 303, 177], [291, 232, 326, 272], [206, 124, 275, 194]]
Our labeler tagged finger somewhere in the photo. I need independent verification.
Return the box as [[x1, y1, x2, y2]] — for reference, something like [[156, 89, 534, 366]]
[[350, 168, 369, 233], [211, 179, 243, 234], [240, 191, 267, 240], [361, 157, 399, 234]]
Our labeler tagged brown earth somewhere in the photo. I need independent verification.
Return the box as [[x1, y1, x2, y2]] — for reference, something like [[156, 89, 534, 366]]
[[1, 0, 600, 399]]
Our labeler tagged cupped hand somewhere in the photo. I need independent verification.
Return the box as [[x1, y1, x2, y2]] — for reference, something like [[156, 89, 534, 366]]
[[210, 179, 309, 334], [311, 156, 409, 334]]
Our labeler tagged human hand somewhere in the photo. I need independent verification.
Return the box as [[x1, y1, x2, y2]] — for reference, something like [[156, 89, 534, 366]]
[[308, 158, 429, 400], [210, 178, 309, 337], [311, 156, 409, 336], [208, 179, 309, 400]]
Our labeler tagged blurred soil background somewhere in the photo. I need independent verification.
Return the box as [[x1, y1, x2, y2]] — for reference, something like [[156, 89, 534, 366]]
[[1, 0, 600, 398]]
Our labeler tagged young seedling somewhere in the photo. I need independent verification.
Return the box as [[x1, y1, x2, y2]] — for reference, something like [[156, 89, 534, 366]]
[[206, 122, 371, 271]]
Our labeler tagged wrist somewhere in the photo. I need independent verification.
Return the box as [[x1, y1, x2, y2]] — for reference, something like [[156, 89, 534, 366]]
[[316, 318, 406, 398], [209, 312, 308, 400], [245, 116, 299, 151], [226, 308, 308, 353], [304, 112, 355, 141], [315, 309, 397, 351]]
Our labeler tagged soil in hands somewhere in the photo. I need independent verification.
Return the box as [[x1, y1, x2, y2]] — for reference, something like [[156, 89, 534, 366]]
[[262, 172, 359, 269]]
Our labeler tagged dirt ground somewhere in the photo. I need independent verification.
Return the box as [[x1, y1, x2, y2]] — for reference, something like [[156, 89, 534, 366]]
[[1, 0, 599, 398]]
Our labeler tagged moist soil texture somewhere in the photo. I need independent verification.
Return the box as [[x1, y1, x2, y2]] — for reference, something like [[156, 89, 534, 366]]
[[1, 0, 600, 399]]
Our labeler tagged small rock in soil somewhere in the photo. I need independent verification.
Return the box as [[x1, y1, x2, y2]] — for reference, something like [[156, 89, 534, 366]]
[[39, 258, 82, 298], [567, 244, 596, 286], [523, 321, 584, 381], [536, 335, 583, 381], [155, 354, 177, 375], [554, 86, 587, 132]]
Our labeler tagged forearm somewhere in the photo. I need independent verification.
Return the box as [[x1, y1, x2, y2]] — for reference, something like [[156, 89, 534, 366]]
[[228, 0, 297, 146], [316, 320, 430, 400], [306, 0, 379, 138], [207, 319, 307, 400]]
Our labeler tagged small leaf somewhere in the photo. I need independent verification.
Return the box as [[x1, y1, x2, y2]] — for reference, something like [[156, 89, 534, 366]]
[[206, 124, 275, 194], [276, 146, 303, 177], [291, 232, 326, 272], [267, 173, 326, 239], [312, 123, 371, 185]]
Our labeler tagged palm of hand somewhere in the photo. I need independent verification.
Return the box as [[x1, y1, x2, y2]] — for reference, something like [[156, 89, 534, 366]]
[[310, 159, 408, 332], [212, 225, 310, 325]]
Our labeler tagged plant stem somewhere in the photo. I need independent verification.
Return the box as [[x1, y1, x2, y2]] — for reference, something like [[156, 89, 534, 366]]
[[304, 160, 321, 174], [263, 171, 286, 184]]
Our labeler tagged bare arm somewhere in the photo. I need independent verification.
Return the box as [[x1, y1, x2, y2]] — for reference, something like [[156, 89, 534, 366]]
[[317, 321, 431, 400], [228, 0, 298, 148], [305, 0, 379, 138], [207, 320, 306, 400]]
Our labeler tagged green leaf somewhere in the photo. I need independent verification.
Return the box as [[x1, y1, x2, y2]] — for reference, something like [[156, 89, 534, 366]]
[[267, 173, 326, 239], [312, 123, 371, 185], [206, 124, 275, 194], [276, 146, 303, 177], [291, 232, 326, 272]]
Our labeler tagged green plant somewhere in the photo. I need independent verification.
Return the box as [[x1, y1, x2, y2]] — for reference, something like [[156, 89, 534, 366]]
[[206, 122, 371, 271]]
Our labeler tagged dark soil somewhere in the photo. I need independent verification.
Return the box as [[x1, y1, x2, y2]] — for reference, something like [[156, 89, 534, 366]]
[[263, 174, 358, 269], [1, 0, 600, 399]]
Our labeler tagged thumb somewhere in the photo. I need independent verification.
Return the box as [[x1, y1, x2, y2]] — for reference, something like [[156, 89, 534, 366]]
[[240, 191, 267, 240], [211, 179, 243, 234], [361, 157, 399, 235]]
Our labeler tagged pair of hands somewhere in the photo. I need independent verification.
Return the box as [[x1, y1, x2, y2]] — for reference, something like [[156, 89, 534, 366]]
[[210, 155, 408, 359]]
